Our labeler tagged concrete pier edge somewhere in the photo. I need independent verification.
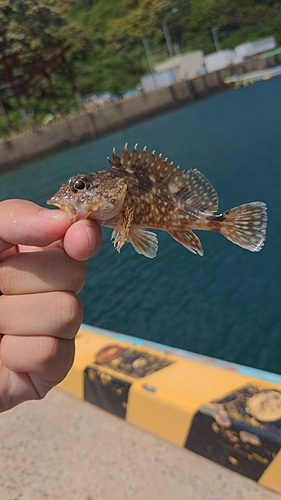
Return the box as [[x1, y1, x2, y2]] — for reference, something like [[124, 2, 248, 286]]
[[59, 324, 281, 495]]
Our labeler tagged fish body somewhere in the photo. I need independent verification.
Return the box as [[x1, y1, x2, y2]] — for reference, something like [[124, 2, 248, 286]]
[[47, 144, 267, 258]]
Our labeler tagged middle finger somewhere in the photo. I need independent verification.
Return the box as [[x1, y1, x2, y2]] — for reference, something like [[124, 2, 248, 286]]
[[0, 291, 83, 338], [0, 248, 86, 295]]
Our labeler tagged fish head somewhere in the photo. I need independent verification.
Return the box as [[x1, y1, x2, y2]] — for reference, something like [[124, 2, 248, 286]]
[[47, 172, 127, 221]]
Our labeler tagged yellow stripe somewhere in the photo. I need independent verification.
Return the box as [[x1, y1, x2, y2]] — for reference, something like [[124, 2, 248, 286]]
[[59, 327, 281, 494], [259, 450, 281, 490], [126, 359, 255, 445]]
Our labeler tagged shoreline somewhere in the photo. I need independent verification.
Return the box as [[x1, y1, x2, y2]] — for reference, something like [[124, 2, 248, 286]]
[[1, 52, 280, 173]]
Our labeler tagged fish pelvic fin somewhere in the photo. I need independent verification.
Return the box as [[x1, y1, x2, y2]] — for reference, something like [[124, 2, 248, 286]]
[[169, 230, 204, 256], [128, 227, 158, 258], [219, 202, 267, 251]]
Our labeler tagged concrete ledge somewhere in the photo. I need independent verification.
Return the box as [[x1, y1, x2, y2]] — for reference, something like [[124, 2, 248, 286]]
[[2, 389, 280, 500], [59, 324, 281, 495]]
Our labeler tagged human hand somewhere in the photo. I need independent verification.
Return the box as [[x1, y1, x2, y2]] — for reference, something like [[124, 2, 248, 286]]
[[0, 199, 102, 412]]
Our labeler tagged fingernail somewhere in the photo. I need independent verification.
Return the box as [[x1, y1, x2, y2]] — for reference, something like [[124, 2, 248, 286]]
[[38, 209, 66, 219]]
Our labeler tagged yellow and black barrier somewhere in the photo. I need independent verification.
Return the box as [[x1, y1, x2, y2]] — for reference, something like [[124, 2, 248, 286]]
[[59, 325, 281, 494]]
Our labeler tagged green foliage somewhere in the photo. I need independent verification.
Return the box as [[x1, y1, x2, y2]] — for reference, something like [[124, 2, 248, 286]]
[[66, 0, 145, 95], [183, 0, 281, 52], [0, 0, 86, 135], [1, 0, 281, 136]]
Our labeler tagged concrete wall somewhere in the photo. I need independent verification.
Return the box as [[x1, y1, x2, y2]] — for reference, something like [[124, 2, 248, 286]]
[[1, 52, 281, 172]]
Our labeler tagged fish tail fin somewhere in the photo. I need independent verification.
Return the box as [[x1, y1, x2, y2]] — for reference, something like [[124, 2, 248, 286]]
[[220, 202, 267, 251]]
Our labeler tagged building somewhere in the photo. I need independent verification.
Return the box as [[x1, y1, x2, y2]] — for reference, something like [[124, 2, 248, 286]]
[[154, 50, 205, 81], [204, 36, 277, 73]]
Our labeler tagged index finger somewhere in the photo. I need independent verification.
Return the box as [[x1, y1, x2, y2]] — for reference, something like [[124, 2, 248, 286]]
[[0, 199, 71, 253]]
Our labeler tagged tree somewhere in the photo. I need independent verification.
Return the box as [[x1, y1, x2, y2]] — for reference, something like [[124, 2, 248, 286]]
[[0, 0, 86, 135], [67, 0, 147, 94], [109, 0, 175, 38]]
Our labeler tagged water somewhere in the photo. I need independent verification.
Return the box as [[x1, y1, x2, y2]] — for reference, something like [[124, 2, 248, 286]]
[[0, 78, 280, 374]]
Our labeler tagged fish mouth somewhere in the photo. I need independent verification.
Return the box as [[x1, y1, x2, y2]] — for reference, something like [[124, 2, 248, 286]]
[[46, 197, 80, 219]]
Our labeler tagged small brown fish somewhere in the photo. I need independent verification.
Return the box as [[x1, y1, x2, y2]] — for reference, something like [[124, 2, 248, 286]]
[[47, 144, 267, 258]]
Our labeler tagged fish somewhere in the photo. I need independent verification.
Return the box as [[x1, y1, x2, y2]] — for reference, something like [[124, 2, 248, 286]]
[[47, 144, 267, 258]]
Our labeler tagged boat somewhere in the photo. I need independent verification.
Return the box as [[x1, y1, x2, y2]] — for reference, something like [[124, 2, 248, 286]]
[[224, 64, 281, 87]]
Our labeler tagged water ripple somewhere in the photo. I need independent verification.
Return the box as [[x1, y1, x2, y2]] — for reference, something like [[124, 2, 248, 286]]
[[0, 77, 280, 373]]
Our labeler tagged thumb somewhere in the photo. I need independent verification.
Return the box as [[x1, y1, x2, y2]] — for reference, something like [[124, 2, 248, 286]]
[[0, 199, 71, 253]]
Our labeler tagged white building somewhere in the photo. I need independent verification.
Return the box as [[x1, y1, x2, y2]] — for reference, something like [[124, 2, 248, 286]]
[[204, 50, 242, 73], [154, 50, 204, 80], [141, 68, 178, 93], [235, 36, 276, 59], [204, 36, 277, 73], [140, 36, 277, 89]]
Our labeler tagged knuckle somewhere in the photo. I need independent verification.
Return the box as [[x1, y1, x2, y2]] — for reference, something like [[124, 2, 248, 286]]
[[34, 337, 75, 389], [53, 292, 83, 338], [42, 337, 75, 371], [67, 258, 87, 293], [52, 249, 87, 293]]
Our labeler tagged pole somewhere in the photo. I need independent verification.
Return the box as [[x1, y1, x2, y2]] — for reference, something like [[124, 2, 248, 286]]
[[162, 8, 178, 59], [142, 36, 155, 74], [142, 36, 157, 88], [211, 25, 221, 52]]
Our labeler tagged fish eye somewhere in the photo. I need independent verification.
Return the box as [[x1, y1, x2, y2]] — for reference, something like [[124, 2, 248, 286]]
[[71, 176, 91, 193], [74, 180, 87, 190]]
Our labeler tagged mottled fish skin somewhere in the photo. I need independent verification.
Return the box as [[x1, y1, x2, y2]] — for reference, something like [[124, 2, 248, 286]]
[[47, 144, 267, 258]]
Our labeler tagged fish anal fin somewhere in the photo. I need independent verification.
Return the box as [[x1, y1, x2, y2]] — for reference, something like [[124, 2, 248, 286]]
[[169, 230, 204, 256], [128, 227, 158, 258]]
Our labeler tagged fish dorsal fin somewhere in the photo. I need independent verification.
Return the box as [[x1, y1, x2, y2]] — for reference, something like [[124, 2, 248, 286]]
[[176, 168, 219, 213], [108, 144, 218, 214], [108, 143, 175, 181]]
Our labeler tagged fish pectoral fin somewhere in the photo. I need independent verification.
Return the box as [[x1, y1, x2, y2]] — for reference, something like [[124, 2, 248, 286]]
[[128, 227, 158, 258], [111, 206, 134, 253], [169, 230, 204, 256]]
